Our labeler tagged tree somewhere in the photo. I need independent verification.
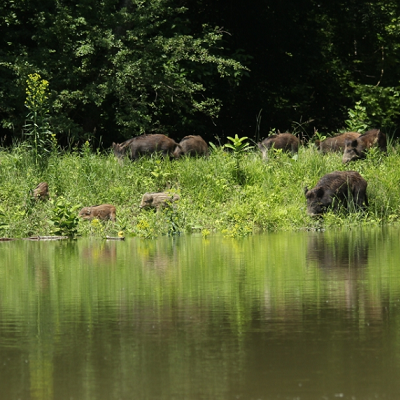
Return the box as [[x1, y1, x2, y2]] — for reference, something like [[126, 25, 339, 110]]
[[184, 0, 400, 137], [0, 0, 247, 146]]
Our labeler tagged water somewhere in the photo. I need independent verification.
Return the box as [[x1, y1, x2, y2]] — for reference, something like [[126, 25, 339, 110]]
[[1, 227, 400, 400]]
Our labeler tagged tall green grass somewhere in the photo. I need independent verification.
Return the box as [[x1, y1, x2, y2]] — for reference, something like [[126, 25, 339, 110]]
[[1, 141, 400, 238]]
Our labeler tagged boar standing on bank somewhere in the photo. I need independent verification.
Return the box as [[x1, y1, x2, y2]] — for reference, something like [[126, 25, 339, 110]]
[[112, 134, 180, 161], [173, 135, 209, 158], [30, 182, 49, 201], [315, 132, 361, 153], [257, 132, 300, 160], [78, 204, 116, 221], [342, 129, 387, 163], [304, 171, 368, 217], [139, 192, 180, 209]]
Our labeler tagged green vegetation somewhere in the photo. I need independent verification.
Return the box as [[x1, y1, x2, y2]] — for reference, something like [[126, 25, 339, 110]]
[[1, 137, 400, 239], [0, 0, 247, 143], [2, 1, 400, 145], [23, 73, 53, 169]]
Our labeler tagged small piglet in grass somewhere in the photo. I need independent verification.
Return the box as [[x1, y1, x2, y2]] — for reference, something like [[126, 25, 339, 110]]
[[78, 204, 116, 221]]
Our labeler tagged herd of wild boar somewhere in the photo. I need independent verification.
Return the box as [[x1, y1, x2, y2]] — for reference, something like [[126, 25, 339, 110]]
[[259, 128, 385, 216], [31, 129, 386, 223], [261, 128, 384, 216]]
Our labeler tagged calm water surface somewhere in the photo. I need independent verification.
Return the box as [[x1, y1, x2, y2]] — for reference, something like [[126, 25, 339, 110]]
[[1, 228, 400, 400]]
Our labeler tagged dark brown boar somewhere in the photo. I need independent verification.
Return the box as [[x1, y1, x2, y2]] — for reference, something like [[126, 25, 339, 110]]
[[112, 134, 180, 161], [304, 171, 368, 217], [30, 182, 49, 201], [78, 204, 116, 221], [342, 129, 387, 163], [173, 135, 209, 158], [257, 132, 299, 160], [316, 132, 361, 153], [139, 192, 180, 209]]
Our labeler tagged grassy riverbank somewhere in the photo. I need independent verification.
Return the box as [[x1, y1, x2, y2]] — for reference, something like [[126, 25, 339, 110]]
[[1, 141, 400, 238]]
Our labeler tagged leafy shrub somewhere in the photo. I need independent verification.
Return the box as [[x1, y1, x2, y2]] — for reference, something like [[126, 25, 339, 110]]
[[49, 197, 80, 237]]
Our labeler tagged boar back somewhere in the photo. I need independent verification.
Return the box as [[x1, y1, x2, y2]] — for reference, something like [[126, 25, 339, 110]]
[[173, 135, 209, 158], [140, 192, 180, 209], [304, 171, 368, 216], [342, 129, 387, 163]]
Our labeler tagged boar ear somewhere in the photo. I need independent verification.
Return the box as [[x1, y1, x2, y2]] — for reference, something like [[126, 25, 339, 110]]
[[351, 139, 358, 147], [316, 187, 324, 197], [304, 186, 309, 195]]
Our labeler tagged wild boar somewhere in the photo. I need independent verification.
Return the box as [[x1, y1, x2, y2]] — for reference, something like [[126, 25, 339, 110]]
[[112, 134, 180, 161], [257, 132, 299, 160], [139, 192, 180, 209], [78, 204, 116, 221], [304, 171, 368, 216], [342, 129, 387, 163], [30, 182, 49, 201], [173, 135, 209, 158], [315, 132, 361, 153]]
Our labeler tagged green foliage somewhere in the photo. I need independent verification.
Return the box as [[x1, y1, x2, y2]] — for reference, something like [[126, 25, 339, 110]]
[[150, 159, 172, 191], [136, 207, 181, 239], [224, 135, 252, 184], [3, 0, 400, 142], [0, 0, 248, 142], [1, 140, 400, 239], [49, 197, 80, 237], [0, 207, 9, 234], [352, 85, 400, 130], [311, 129, 327, 144], [345, 101, 371, 133], [24, 73, 53, 168], [224, 134, 252, 154]]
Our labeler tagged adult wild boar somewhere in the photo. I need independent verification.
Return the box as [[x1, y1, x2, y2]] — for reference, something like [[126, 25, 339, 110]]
[[315, 132, 360, 153], [304, 171, 368, 217], [78, 204, 116, 221], [112, 134, 180, 161], [257, 132, 299, 160], [342, 129, 387, 163], [139, 192, 180, 209], [173, 135, 209, 158]]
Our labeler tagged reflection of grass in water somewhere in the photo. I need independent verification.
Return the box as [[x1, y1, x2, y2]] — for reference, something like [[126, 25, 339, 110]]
[[1, 229, 400, 397], [1, 228, 399, 333]]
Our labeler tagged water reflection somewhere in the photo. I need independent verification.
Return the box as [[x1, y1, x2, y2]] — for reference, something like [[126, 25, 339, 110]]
[[1, 229, 400, 399], [305, 229, 400, 331], [307, 231, 369, 269], [137, 238, 178, 274]]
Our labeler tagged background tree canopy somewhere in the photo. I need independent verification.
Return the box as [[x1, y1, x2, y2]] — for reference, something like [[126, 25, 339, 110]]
[[1, 0, 400, 147]]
